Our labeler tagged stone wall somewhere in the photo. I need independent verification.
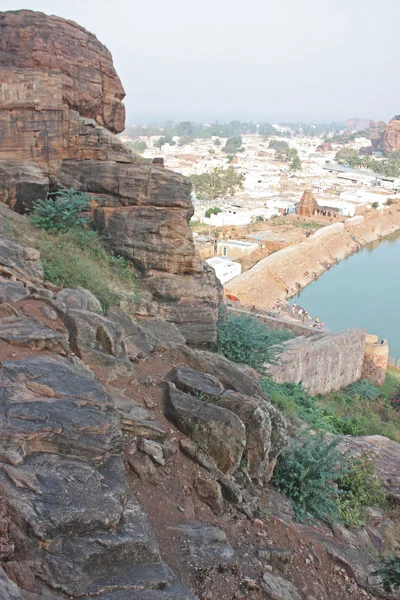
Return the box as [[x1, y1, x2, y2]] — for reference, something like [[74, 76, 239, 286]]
[[361, 334, 389, 386], [227, 306, 317, 338], [268, 328, 366, 396]]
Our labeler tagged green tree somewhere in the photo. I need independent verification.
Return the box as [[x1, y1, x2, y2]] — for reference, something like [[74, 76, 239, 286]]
[[214, 138, 221, 146], [222, 135, 243, 154], [335, 148, 361, 168], [289, 154, 302, 172], [156, 134, 175, 148], [178, 134, 193, 146], [361, 155, 372, 170], [190, 166, 245, 207], [129, 139, 147, 153]]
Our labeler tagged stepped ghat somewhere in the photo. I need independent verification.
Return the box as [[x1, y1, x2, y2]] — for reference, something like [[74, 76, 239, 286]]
[[225, 207, 400, 310]]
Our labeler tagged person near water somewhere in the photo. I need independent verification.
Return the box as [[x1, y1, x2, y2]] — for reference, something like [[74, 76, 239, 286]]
[[315, 316, 320, 324]]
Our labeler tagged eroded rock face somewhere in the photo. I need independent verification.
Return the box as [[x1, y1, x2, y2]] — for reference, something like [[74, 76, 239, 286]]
[[166, 366, 287, 483], [0, 10, 125, 133], [380, 115, 400, 155], [0, 10, 221, 344], [0, 356, 196, 598]]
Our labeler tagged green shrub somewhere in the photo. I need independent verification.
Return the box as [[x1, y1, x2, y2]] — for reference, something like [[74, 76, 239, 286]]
[[271, 434, 344, 523], [205, 207, 222, 218], [32, 189, 91, 232], [337, 455, 388, 527], [344, 378, 380, 401], [372, 553, 400, 593], [38, 229, 138, 311], [214, 314, 292, 372]]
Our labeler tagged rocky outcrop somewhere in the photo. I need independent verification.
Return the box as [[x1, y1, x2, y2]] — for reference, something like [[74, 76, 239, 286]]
[[345, 118, 372, 131], [0, 239, 197, 598], [166, 366, 287, 483], [379, 115, 400, 155], [0, 10, 221, 345], [339, 435, 400, 502], [0, 10, 125, 133]]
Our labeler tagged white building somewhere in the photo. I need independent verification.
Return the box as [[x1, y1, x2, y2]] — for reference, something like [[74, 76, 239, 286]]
[[206, 257, 241, 284]]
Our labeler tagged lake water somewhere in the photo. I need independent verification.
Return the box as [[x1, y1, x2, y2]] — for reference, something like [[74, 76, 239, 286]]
[[296, 230, 400, 358]]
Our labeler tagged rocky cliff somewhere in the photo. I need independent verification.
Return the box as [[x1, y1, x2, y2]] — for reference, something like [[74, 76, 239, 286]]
[[344, 118, 372, 131], [377, 115, 400, 155], [0, 10, 125, 132], [0, 9, 221, 345]]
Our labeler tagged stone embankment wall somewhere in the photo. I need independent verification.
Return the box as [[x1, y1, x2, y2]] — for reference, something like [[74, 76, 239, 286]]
[[268, 328, 366, 396], [227, 306, 318, 338], [361, 334, 389, 386], [225, 208, 400, 310]]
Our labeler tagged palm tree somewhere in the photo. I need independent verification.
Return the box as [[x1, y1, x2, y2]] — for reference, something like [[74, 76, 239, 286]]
[[361, 155, 372, 170], [289, 155, 302, 173]]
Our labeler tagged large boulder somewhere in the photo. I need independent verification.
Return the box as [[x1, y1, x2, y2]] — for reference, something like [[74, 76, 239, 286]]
[[163, 382, 246, 473], [178, 345, 263, 396], [109, 309, 186, 358], [0, 356, 121, 463], [0, 160, 49, 213], [0, 10, 126, 133], [0, 236, 43, 283], [55, 288, 103, 314], [167, 366, 287, 482], [0, 316, 64, 350]]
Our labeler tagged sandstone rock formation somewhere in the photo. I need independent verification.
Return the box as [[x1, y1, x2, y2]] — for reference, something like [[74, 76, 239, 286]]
[[166, 365, 287, 483], [345, 118, 372, 131], [0, 9, 221, 345], [0, 10, 126, 132], [378, 115, 400, 155]]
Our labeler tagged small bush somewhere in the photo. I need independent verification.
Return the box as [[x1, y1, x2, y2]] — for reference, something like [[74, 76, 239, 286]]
[[214, 314, 292, 372], [32, 189, 91, 232], [344, 378, 380, 401], [271, 434, 344, 523], [337, 455, 388, 527], [372, 553, 400, 593], [205, 207, 222, 218]]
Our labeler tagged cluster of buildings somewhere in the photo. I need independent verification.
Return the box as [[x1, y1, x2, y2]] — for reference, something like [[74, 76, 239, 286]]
[[120, 130, 400, 284]]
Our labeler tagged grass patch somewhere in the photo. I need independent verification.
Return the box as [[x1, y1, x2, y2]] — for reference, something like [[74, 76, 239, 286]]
[[260, 377, 400, 442], [38, 230, 139, 311], [3, 216, 140, 312]]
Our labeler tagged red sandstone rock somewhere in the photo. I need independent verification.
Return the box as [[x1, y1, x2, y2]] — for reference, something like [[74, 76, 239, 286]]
[[0, 9, 221, 344], [344, 118, 372, 131], [380, 115, 400, 155], [0, 10, 125, 132]]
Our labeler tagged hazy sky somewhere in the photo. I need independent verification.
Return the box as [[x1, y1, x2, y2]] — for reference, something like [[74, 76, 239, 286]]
[[1, 0, 399, 124]]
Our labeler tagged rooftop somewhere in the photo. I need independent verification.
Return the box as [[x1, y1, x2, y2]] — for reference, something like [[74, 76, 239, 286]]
[[206, 256, 238, 266], [219, 240, 258, 248]]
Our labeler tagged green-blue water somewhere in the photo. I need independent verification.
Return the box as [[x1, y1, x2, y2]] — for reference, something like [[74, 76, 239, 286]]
[[296, 230, 400, 358]]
